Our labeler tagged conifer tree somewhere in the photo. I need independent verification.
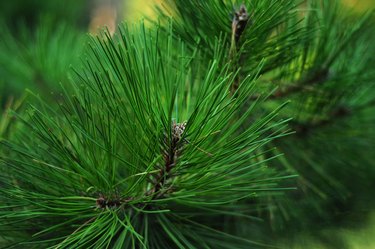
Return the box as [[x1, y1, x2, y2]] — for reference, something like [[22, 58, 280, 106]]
[[1, 0, 374, 248]]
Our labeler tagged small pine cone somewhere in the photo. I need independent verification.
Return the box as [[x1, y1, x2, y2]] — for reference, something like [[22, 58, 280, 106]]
[[172, 121, 187, 142]]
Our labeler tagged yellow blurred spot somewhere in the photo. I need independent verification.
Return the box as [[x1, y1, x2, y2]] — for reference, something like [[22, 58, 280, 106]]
[[342, 0, 375, 12], [124, 0, 163, 21]]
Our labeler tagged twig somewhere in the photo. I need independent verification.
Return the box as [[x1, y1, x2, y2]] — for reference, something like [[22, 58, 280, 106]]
[[251, 68, 330, 101], [292, 106, 350, 135], [230, 4, 250, 94], [292, 100, 375, 136], [151, 122, 187, 199], [232, 5, 250, 46]]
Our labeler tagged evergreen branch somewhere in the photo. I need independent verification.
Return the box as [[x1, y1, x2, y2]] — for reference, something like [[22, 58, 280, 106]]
[[0, 21, 290, 247], [0, 0, 375, 248]]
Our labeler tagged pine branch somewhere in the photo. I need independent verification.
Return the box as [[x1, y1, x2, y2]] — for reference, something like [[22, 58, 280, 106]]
[[0, 22, 290, 247], [1, 0, 374, 247]]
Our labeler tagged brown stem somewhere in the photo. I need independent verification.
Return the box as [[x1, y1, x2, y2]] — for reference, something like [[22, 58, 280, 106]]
[[232, 4, 249, 46], [96, 192, 134, 209], [230, 4, 250, 94], [250, 68, 330, 101], [151, 122, 186, 199], [291, 86, 375, 136], [92, 123, 188, 210], [292, 106, 352, 136]]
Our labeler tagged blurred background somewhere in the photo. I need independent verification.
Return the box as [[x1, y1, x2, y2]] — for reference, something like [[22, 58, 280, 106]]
[[0, 0, 374, 248], [1, 0, 375, 100]]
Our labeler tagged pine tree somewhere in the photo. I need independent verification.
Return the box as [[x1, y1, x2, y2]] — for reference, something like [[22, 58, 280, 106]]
[[1, 0, 374, 248]]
